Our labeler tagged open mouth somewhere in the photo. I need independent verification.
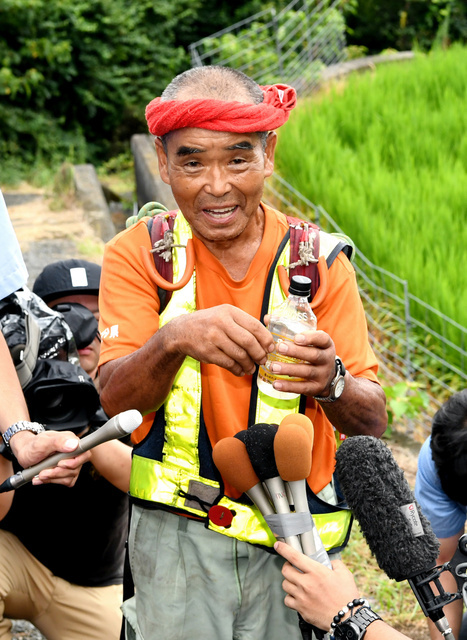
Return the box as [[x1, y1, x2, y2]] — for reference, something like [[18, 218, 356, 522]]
[[203, 205, 237, 219]]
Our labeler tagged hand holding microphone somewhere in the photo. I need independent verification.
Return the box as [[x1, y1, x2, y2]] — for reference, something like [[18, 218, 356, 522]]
[[0, 409, 143, 493]]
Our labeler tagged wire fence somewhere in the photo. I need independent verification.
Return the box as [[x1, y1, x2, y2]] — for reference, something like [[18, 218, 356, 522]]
[[188, 0, 466, 440], [189, 0, 347, 95], [263, 174, 467, 442]]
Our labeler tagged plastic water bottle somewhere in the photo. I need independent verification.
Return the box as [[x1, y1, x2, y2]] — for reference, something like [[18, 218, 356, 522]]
[[257, 275, 317, 400]]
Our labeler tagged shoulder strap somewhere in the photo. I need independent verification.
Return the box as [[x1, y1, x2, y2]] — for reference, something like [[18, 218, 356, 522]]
[[14, 310, 41, 388], [147, 207, 178, 314], [285, 215, 321, 300]]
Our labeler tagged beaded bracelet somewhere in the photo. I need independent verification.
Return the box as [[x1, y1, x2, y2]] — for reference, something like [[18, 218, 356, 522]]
[[329, 598, 369, 637]]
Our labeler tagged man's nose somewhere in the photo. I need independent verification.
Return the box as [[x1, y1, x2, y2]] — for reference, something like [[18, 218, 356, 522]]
[[204, 166, 232, 197]]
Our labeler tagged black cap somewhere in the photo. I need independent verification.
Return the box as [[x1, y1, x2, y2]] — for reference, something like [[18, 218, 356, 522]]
[[33, 259, 101, 303], [288, 275, 312, 297]]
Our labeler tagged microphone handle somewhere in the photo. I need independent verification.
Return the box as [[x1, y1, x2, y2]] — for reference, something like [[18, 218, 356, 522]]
[[286, 480, 317, 556], [264, 476, 303, 552], [5, 411, 140, 491], [408, 569, 458, 640]]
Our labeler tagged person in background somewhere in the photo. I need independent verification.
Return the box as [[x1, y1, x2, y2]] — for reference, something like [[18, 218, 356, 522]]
[[0, 188, 88, 482], [275, 541, 411, 640], [0, 256, 132, 640], [33, 259, 102, 384], [415, 389, 467, 640], [98, 65, 387, 640]]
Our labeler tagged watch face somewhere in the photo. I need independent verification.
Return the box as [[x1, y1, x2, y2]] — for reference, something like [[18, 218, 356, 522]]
[[334, 377, 345, 398], [334, 623, 359, 640]]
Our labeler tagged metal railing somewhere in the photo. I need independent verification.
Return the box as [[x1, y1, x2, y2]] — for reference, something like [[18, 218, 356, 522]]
[[264, 174, 467, 441], [189, 0, 347, 95]]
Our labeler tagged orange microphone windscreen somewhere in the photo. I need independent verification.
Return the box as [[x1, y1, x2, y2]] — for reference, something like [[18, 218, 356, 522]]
[[212, 436, 261, 494], [273, 423, 312, 482], [279, 413, 314, 449]]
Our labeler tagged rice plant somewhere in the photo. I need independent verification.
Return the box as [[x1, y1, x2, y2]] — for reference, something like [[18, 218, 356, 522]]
[[276, 45, 467, 357]]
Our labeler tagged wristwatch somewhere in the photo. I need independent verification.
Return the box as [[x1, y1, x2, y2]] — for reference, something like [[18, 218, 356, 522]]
[[333, 606, 382, 639], [314, 356, 346, 403], [2, 421, 45, 447]]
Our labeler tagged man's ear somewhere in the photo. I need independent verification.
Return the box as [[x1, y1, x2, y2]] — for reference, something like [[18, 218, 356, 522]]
[[263, 131, 277, 178], [155, 138, 170, 185]]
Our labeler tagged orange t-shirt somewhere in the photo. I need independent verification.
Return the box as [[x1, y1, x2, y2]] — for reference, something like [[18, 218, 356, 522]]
[[98, 204, 379, 495]]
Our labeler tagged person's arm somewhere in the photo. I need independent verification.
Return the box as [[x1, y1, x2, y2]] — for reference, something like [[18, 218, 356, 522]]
[[0, 332, 91, 485], [275, 541, 410, 640], [90, 439, 132, 493], [100, 304, 275, 417], [427, 530, 464, 640]]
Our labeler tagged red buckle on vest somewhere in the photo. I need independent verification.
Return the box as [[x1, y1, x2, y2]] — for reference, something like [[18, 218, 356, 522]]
[[208, 505, 235, 528]]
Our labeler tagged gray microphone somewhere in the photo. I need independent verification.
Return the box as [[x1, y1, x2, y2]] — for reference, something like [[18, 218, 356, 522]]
[[0, 409, 142, 492]]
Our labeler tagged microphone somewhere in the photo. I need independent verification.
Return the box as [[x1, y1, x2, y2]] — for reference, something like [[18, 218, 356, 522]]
[[279, 413, 315, 451], [0, 409, 143, 492], [274, 422, 316, 556], [335, 435, 458, 639], [212, 436, 275, 519], [245, 423, 303, 553]]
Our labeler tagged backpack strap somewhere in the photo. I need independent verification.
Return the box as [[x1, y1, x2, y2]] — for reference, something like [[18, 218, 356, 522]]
[[285, 215, 321, 299], [15, 311, 41, 388], [147, 209, 178, 313]]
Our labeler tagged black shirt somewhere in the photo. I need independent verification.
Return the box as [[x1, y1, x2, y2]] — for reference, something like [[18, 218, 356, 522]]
[[1, 459, 129, 587]]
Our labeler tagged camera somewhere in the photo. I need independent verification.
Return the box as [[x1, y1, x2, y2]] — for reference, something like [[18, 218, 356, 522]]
[[0, 288, 100, 435]]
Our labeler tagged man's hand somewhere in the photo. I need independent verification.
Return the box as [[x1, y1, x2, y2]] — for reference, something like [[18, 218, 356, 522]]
[[263, 317, 336, 397], [263, 318, 387, 437], [169, 304, 275, 377], [9, 430, 91, 487]]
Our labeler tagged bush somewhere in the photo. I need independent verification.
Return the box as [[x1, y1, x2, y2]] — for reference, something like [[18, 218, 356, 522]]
[[0, 0, 198, 180]]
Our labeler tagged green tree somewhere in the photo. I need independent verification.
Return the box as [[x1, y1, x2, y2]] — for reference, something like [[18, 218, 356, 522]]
[[346, 0, 467, 53], [0, 0, 199, 176]]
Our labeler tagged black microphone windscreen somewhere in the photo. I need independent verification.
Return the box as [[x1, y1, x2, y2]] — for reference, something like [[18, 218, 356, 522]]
[[245, 423, 278, 481], [335, 436, 440, 581]]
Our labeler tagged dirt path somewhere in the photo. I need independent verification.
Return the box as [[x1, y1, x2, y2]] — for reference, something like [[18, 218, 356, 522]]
[[4, 185, 107, 287]]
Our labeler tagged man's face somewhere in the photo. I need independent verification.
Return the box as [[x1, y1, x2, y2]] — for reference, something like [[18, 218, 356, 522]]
[[48, 293, 100, 378], [156, 128, 276, 247]]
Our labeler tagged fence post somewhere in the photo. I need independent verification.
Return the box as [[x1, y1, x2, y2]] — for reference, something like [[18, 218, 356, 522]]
[[272, 9, 284, 76], [404, 280, 413, 381]]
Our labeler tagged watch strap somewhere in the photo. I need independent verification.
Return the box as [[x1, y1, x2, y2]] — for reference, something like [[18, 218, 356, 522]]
[[3, 421, 45, 447], [314, 356, 346, 403], [333, 606, 382, 639]]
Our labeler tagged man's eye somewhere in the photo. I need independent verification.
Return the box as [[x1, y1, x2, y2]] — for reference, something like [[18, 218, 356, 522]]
[[231, 158, 246, 165], [185, 161, 200, 168]]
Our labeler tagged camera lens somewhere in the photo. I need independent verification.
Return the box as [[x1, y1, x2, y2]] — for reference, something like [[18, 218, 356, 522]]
[[38, 388, 78, 424]]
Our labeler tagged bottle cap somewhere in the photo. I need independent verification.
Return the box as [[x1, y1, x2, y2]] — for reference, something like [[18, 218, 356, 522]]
[[288, 275, 312, 296]]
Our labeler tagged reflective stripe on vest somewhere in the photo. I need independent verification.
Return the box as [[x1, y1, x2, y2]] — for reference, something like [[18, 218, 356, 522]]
[[130, 210, 351, 549]]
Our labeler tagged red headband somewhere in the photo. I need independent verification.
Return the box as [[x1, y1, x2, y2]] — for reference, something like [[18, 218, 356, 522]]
[[145, 84, 297, 137]]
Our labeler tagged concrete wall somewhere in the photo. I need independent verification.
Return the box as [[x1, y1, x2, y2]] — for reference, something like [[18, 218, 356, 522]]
[[131, 134, 178, 212], [73, 164, 116, 242]]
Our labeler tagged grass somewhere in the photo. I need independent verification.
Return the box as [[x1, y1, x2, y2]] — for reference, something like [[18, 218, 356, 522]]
[[342, 523, 428, 638], [276, 45, 467, 349]]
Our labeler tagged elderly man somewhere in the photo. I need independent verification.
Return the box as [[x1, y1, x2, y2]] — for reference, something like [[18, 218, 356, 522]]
[[98, 65, 387, 640]]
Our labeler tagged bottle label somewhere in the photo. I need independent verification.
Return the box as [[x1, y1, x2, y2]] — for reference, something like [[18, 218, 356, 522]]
[[258, 337, 306, 385]]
